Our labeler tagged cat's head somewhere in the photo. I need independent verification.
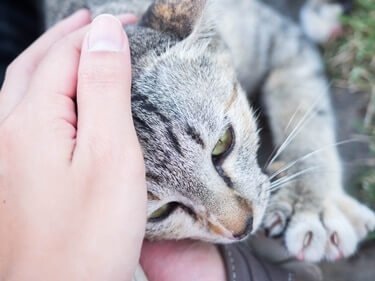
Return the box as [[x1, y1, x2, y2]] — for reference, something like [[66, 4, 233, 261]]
[[300, 0, 353, 43], [128, 0, 270, 243]]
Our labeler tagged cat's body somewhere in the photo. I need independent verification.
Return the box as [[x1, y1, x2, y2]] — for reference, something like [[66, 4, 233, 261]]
[[45, 0, 375, 263], [262, 0, 352, 43]]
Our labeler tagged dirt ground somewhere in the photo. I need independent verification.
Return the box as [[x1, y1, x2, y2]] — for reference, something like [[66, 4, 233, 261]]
[[331, 88, 373, 196], [318, 87, 375, 281]]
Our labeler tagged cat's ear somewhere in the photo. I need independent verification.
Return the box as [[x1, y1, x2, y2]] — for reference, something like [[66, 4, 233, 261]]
[[140, 0, 206, 39], [140, 0, 220, 50]]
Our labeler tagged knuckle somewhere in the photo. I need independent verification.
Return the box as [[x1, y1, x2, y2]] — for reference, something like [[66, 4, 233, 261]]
[[87, 135, 118, 164], [5, 62, 17, 78], [80, 68, 118, 87], [4, 56, 32, 84], [5, 52, 30, 77], [79, 55, 124, 87]]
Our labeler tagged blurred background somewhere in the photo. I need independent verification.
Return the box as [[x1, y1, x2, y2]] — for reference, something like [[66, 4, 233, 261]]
[[320, 0, 375, 280], [0, 0, 373, 280]]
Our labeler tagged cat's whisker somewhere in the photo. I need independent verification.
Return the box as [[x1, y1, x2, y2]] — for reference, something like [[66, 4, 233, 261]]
[[284, 102, 304, 134], [268, 166, 320, 192], [267, 99, 322, 168], [264, 101, 319, 169], [267, 137, 351, 192], [262, 102, 303, 170], [270, 166, 318, 187], [266, 165, 344, 195], [253, 107, 262, 123], [264, 82, 334, 170], [268, 139, 357, 182]]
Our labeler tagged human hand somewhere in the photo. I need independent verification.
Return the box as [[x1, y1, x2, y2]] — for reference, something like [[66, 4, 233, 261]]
[[140, 240, 227, 281], [0, 11, 145, 281]]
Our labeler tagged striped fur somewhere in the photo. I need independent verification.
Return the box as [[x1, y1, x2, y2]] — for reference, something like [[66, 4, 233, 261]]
[[44, 0, 375, 262]]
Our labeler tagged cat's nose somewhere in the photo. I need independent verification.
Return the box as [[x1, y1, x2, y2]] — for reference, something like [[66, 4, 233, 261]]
[[233, 217, 253, 239], [204, 189, 254, 239]]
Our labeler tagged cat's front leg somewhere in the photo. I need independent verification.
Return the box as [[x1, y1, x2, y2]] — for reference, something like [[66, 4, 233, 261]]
[[261, 45, 375, 262]]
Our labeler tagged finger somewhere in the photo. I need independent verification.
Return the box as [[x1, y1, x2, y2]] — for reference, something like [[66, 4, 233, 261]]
[[0, 9, 91, 122], [25, 13, 139, 134], [29, 26, 89, 98], [0, 12, 137, 123], [117, 13, 138, 24], [12, 26, 91, 162], [73, 17, 145, 275], [18, 14, 138, 160], [74, 15, 139, 165]]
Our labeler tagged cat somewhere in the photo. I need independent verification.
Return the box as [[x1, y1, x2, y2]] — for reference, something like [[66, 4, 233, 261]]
[[44, 0, 375, 263]]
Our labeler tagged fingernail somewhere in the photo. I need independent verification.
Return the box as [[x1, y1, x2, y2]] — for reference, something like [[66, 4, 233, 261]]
[[88, 14, 124, 52]]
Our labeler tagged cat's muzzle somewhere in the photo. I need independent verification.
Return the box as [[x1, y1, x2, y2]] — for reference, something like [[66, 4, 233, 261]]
[[198, 194, 255, 241]]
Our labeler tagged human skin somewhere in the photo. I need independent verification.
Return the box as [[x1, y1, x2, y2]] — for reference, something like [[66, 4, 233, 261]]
[[141, 240, 227, 281], [0, 11, 146, 281], [0, 10, 227, 281]]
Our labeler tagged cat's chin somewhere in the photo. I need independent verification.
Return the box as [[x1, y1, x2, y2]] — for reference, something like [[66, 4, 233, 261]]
[[146, 199, 258, 243], [145, 210, 258, 244], [145, 220, 253, 244], [145, 233, 248, 245]]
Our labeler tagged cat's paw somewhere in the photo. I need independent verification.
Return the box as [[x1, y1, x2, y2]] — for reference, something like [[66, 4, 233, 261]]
[[263, 192, 375, 262], [335, 194, 375, 240], [263, 196, 329, 262]]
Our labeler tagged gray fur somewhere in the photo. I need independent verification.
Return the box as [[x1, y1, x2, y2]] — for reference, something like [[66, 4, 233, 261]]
[[44, 0, 375, 262]]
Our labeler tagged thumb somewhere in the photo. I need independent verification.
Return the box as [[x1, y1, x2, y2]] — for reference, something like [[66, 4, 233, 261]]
[[74, 15, 140, 167]]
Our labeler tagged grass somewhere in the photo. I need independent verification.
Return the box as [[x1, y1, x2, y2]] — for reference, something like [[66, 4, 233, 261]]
[[324, 0, 375, 94], [324, 0, 375, 238]]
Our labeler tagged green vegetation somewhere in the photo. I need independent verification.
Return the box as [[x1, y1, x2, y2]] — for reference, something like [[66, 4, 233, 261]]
[[324, 0, 374, 94], [325, 0, 375, 238]]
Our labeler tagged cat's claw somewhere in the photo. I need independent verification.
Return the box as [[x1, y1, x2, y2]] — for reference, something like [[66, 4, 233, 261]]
[[263, 202, 292, 236], [263, 193, 375, 262], [284, 213, 327, 262]]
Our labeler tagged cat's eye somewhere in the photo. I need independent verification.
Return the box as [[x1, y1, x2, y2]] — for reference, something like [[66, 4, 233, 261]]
[[148, 202, 179, 221], [212, 127, 234, 158]]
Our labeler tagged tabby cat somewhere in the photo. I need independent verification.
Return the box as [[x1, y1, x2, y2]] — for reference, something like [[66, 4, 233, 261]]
[[45, 0, 375, 263]]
